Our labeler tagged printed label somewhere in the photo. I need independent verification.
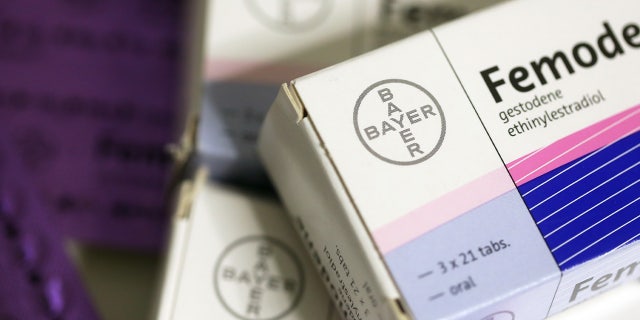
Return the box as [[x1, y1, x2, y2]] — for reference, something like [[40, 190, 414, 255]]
[[384, 189, 559, 320]]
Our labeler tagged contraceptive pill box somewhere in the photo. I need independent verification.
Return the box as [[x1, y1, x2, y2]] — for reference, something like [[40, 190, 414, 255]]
[[258, 0, 640, 319], [155, 169, 339, 320]]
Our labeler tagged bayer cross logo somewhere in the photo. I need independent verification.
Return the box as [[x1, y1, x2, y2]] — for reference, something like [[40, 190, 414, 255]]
[[354, 79, 446, 165], [214, 236, 304, 320], [245, 0, 332, 32]]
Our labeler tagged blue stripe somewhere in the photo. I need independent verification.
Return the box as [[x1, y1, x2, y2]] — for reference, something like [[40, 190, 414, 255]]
[[517, 130, 640, 270]]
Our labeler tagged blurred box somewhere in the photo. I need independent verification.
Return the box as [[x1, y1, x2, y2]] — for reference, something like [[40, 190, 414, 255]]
[[187, 0, 381, 188], [155, 169, 340, 320], [0, 0, 184, 250]]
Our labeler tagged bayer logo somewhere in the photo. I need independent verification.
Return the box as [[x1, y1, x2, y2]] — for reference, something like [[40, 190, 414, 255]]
[[214, 236, 304, 320], [245, 0, 332, 32], [354, 79, 446, 165]]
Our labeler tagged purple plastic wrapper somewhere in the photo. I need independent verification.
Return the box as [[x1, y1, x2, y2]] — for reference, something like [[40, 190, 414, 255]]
[[0, 0, 183, 250], [0, 140, 99, 320]]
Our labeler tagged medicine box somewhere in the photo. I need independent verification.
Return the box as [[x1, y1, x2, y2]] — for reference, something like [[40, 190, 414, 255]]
[[258, 0, 640, 318]]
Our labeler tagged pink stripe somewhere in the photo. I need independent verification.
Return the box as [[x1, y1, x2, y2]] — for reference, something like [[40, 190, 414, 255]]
[[373, 168, 514, 254], [203, 59, 321, 83], [509, 105, 640, 186]]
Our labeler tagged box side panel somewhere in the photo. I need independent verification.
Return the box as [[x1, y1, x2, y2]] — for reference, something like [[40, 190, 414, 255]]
[[258, 86, 404, 320]]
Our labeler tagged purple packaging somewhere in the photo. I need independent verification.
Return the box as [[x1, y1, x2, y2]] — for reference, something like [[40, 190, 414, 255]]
[[0, 0, 184, 250], [0, 140, 98, 320]]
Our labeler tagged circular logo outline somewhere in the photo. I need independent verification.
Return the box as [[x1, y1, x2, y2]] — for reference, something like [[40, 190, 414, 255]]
[[353, 78, 446, 165], [244, 0, 333, 33], [213, 235, 306, 320]]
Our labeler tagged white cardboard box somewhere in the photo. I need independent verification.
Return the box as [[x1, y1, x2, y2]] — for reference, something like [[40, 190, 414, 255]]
[[155, 170, 340, 320], [258, 0, 640, 319]]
